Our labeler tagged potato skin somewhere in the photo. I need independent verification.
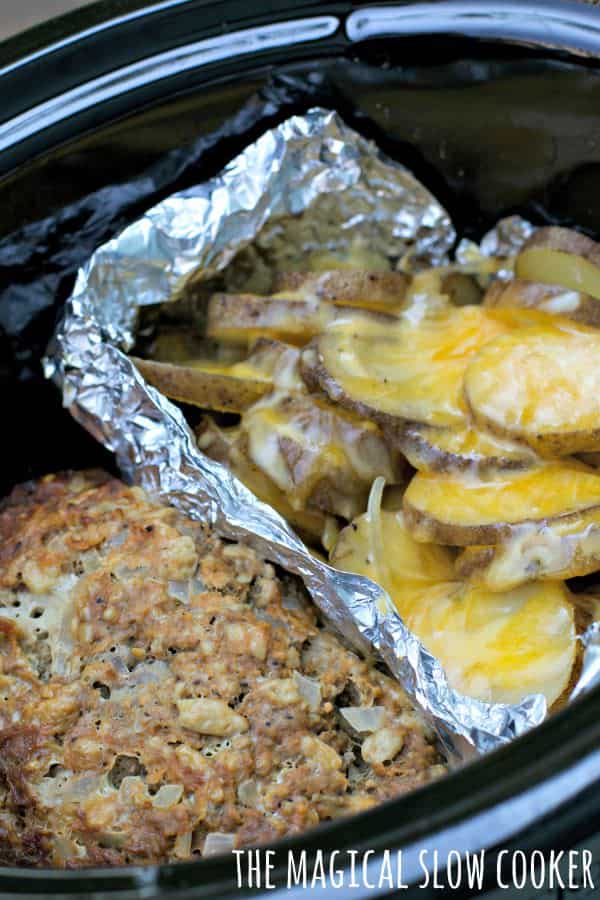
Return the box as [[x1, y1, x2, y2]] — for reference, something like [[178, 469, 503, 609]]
[[465, 392, 600, 458], [206, 292, 327, 346], [403, 490, 600, 547], [454, 546, 495, 581], [455, 534, 600, 591], [522, 226, 600, 266], [300, 340, 408, 434], [484, 278, 600, 328], [401, 502, 516, 546], [131, 357, 271, 413], [272, 270, 409, 306], [384, 420, 535, 476]]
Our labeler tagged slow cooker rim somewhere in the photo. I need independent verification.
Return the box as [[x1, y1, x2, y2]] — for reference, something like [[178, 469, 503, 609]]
[[2, 0, 600, 163], [1, 0, 600, 893]]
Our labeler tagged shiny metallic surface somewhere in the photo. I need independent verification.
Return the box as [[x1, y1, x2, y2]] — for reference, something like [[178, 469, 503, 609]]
[[456, 215, 536, 280], [0, 17, 340, 151], [572, 623, 600, 700], [346, 1, 600, 58], [46, 108, 547, 762], [0, 0, 191, 74]]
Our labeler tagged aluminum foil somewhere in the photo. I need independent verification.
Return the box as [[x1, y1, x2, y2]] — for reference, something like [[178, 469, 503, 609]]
[[455, 215, 536, 281], [46, 108, 548, 764]]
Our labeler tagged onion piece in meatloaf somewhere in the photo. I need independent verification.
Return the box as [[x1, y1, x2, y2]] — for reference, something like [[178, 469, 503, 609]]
[[0, 471, 445, 867]]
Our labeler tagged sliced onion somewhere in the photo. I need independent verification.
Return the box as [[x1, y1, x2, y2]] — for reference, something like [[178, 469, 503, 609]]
[[118, 775, 147, 803], [95, 645, 133, 674], [339, 706, 386, 735], [114, 564, 149, 579], [293, 672, 321, 710], [152, 783, 183, 809], [237, 779, 259, 807], [366, 476, 389, 593], [105, 529, 128, 549], [203, 833, 235, 857], [167, 580, 191, 604], [321, 516, 340, 554], [37, 771, 103, 807], [111, 660, 171, 700]]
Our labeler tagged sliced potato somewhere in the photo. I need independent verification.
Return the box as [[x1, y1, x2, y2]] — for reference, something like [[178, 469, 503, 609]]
[[131, 357, 272, 413], [464, 323, 600, 455], [242, 392, 402, 520], [305, 305, 518, 430], [272, 270, 409, 311], [206, 293, 341, 347], [330, 504, 575, 706], [455, 511, 600, 590], [515, 227, 600, 300], [484, 278, 600, 327], [387, 421, 536, 475], [195, 418, 330, 544], [406, 580, 575, 707], [330, 505, 456, 607], [454, 546, 495, 581], [243, 339, 304, 392], [403, 460, 600, 546]]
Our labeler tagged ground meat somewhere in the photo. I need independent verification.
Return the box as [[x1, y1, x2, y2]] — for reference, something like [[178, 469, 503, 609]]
[[0, 470, 446, 867]]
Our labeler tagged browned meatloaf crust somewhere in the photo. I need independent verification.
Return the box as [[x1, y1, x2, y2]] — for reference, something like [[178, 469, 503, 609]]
[[0, 471, 445, 868]]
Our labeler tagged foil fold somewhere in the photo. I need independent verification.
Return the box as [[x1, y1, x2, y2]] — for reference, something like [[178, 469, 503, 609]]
[[47, 108, 548, 762]]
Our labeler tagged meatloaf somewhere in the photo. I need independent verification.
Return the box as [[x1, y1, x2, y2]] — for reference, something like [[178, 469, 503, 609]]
[[0, 471, 445, 867]]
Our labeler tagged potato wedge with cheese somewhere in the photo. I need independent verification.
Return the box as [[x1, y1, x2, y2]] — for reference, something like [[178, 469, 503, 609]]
[[388, 421, 536, 475], [403, 460, 600, 545], [330, 492, 456, 604], [407, 580, 575, 706], [241, 392, 403, 521], [272, 269, 409, 312], [131, 356, 273, 413], [464, 322, 600, 455], [484, 278, 600, 327], [206, 292, 389, 347], [133, 339, 305, 413], [516, 227, 600, 300], [455, 509, 600, 591], [305, 304, 527, 430], [240, 338, 304, 391], [330, 496, 576, 706]]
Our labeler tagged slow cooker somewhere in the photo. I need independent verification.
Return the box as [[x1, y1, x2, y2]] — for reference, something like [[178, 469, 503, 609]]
[[2, 1, 600, 896]]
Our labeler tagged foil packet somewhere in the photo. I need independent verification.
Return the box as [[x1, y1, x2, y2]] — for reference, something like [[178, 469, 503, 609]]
[[46, 107, 558, 763]]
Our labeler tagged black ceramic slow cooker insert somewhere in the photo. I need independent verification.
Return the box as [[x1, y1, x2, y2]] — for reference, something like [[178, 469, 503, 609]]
[[2, 1, 600, 897]]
